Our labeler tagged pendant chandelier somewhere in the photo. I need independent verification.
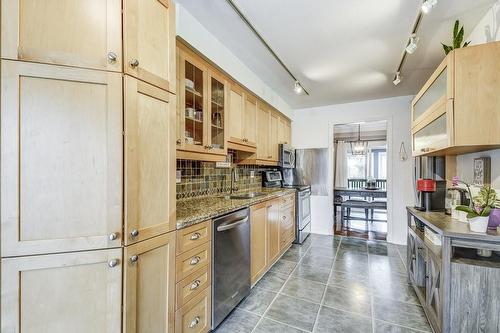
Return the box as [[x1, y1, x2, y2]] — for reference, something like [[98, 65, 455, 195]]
[[350, 124, 368, 155]]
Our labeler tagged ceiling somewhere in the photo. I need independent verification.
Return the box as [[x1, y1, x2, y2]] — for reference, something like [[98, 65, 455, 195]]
[[177, 0, 495, 109]]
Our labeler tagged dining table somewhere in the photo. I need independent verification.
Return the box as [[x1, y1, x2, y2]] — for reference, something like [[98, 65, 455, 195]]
[[334, 187, 387, 199]]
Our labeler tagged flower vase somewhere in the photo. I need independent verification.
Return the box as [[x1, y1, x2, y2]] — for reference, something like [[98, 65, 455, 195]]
[[487, 208, 500, 230], [468, 216, 489, 233]]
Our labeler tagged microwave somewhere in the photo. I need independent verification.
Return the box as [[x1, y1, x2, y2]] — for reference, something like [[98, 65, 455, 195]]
[[279, 144, 295, 168]]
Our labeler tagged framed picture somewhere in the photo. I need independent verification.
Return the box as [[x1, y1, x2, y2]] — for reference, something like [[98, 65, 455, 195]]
[[473, 157, 491, 186]]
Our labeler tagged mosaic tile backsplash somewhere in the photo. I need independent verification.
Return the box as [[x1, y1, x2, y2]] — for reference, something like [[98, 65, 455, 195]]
[[176, 160, 268, 199]]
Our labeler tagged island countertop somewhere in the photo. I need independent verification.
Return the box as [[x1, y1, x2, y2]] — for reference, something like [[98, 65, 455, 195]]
[[176, 188, 296, 229], [407, 206, 500, 242]]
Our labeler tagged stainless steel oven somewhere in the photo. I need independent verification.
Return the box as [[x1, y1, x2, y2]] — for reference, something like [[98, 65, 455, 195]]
[[295, 186, 311, 244], [279, 144, 295, 168]]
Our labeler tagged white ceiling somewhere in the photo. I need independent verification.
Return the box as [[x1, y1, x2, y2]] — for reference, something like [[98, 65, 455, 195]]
[[177, 0, 495, 109]]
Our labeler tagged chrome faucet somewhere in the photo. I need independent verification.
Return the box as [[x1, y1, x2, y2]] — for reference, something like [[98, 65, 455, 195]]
[[230, 167, 239, 194]]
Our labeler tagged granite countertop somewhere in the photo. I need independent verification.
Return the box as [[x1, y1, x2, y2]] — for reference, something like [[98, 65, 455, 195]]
[[177, 188, 296, 229], [407, 206, 500, 242]]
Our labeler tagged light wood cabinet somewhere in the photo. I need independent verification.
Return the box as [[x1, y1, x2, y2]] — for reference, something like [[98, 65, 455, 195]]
[[411, 41, 500, 156], [278, 116, 292, 145], [256, 103, 271, 160], [125, 76, 176, 245], [123, 232, 176, 333], [269, 112, 280, 161], [1, 249, 123, 333], [244, 94, 258, 146], [124, 0, 175, 93], [1, 0, 122, 72], [267, 200, 281, 266], [228, 83, 257, 151], [250, 202, 268, 284], [0, 60, 123, 257], [176, 242, 211, 281], [176, 43, 227, 161], [176, 220, 212, 255], [175, 287, 211, 333]]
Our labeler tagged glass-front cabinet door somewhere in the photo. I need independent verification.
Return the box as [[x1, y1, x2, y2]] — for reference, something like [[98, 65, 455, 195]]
[[182, 57, 206, 152], [208, 71, 227, 155], [412, 112, 449, 154]]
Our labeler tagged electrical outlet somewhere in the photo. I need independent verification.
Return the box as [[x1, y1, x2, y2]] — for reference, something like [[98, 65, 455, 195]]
[[250, 171, 255, 178], [176, 170, 181, 183]]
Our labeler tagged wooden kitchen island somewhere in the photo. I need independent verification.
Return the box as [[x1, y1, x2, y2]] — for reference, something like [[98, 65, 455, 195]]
[[406, 207, 500, 333]]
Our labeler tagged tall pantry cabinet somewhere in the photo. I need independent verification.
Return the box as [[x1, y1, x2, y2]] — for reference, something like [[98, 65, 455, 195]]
[[0, 1, 177, 332]]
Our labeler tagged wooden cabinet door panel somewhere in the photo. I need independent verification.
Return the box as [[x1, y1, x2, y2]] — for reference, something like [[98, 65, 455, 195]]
[[1, 249, 122, 333], [256, 105, 270, 160], [269, 112, 279, 161], [125, 76, 176, 245], [244, 94, 257, 146], [229, 83, 244, 142], [267, 200, 280, 265], [1, 60, 123, 257], [124, 232, 176, 333], [1, 0, 122, 71], [124, 0, 175, 92], [251, 202, 268, 284]]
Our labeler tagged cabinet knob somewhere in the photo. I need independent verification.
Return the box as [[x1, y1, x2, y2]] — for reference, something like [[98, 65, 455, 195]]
[[107, 52, 117, 63], [130, 255, 139, 263], [204, 145, 210, 150], [190, 232, 201, 240], [282, 216, 286, 220], [176, 139, 181, 145], [190, 279, 201, 290], [109, 232, 119, 241], [130, 59, 140, 68], [190, 256, 201, 265], [130, 229, 139, 238], [108, 259, 119, 268], [189, 316, 200, 328]]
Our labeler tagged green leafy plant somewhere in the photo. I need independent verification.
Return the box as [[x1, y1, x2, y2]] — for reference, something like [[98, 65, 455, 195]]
[[456, 185, 497, 218], [442, 20, 471, 55]]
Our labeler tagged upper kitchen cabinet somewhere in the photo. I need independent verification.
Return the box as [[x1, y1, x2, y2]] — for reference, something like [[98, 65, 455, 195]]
[[228, 83, 257, 152], [124, 0, 176, 93], [0, 60, 123, 257], [1, 0, 122, 72], [124, 76, 176, 245], [278, 116, 292, 145], [176, 42, 227, 161], [411, 41, 500, 156], [256, 103, 272, 162]]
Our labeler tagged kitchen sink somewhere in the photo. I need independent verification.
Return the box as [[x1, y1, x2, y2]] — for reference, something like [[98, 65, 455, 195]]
[[220, 192, 266, 200]]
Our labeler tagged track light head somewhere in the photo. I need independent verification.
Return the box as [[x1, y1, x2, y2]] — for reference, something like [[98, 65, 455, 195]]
[[405, 34, 419, 54], [393, 72, 402, 86], [294, 81, 304, 94], [422, 0, 438, 14]]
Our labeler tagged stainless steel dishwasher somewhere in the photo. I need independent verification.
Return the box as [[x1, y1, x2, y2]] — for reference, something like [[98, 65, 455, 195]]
[[212, 207, 250, 329]]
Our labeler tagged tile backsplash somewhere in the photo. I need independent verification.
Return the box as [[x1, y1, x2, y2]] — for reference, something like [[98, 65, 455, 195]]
[[176, 160, 267, 199]]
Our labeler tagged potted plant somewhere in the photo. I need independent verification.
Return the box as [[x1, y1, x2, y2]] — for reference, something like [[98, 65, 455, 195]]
[[456, 185, 498, 233]]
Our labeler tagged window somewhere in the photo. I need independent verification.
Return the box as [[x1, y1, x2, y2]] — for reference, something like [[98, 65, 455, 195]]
[[346, 148, 386, 180]]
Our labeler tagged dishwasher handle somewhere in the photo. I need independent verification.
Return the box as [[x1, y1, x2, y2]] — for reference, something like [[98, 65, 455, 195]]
[[216, 216, 249, 232]]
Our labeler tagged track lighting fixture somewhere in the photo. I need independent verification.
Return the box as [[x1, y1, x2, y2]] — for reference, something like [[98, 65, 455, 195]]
[[421, 0, 437, 14], [294, 81, 304, 94], [393, 72, 401, 86], [405, 34, 419, 54]]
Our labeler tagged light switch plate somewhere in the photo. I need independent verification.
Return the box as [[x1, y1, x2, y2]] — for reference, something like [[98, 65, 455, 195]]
[[176, 170, 181, 183], [250, 171, 255, 178], [216, 161, 231, 168]]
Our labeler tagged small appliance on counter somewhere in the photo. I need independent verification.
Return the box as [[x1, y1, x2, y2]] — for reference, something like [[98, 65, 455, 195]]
[[413, 156, 446, 212], [262, 170, 311, 244], [445, 187, 471, 215]]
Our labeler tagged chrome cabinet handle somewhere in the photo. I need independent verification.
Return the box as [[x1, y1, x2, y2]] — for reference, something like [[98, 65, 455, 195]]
[[109, 232, 119, 241], [190, 256, 201, 265], [107, 52, 117, 63], [130, 255, 139, 263], [130, 59, 139, 68], [190, 232, 201, 240], [204, 145, 210, 150], [130, 229, 139, 238], [282, 216, 286, 220], [189, 316, 200, 328], [176, 139, 181, 145], [190, 280, 201, 290], [108, 259, 119, 268]]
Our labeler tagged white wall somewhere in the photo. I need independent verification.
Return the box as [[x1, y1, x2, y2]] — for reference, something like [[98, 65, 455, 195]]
[[175, 4, 293, 118], [292, 95, 414, 245], [459, 0, 500, 192]]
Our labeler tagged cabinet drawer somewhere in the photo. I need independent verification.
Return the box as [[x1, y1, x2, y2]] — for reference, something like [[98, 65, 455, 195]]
[[175, 287, 211, 333], [177, 221, 211, 255], [279, 194, 295, 208], [176, 242, 211, 282], [176, 265, 211, 310]]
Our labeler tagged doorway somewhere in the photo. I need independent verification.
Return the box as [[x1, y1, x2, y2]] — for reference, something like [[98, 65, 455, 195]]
[[333, 120, 388, 240]]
